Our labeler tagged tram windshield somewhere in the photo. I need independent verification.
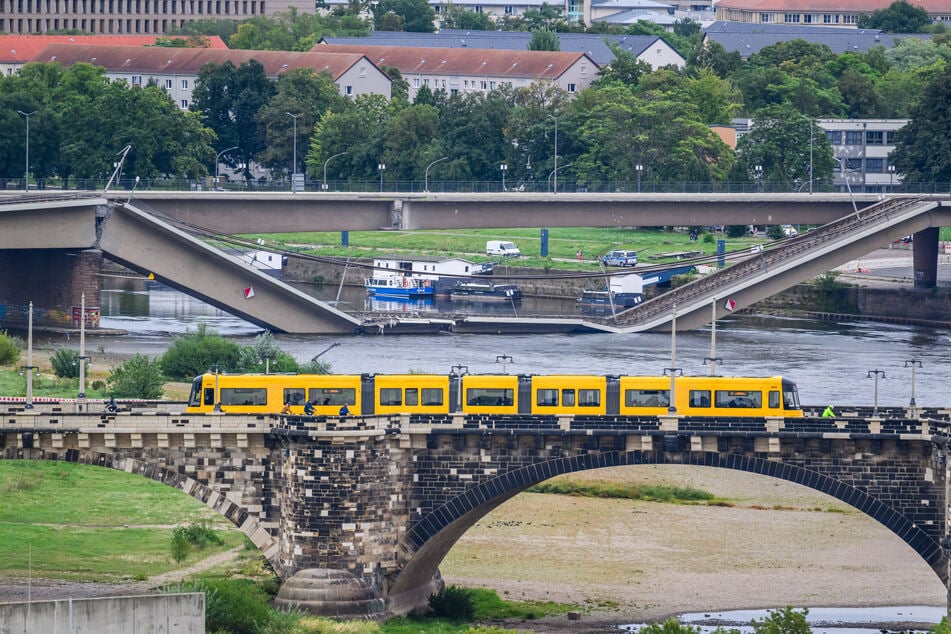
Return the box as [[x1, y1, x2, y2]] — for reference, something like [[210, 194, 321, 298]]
[[782, 379, 801, 410], [188, 376, 203, 407]]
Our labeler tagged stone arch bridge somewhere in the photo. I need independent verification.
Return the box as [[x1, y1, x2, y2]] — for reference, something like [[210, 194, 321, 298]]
[[2, 406, 950, 617]]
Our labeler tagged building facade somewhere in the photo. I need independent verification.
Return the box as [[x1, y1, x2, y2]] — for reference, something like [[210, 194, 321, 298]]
[[314, 43, 599, 100], [821, 119, 908, 194], [30, 44, 392, 107], [0, 0, 314, 35], [714, 0, 950, 27]]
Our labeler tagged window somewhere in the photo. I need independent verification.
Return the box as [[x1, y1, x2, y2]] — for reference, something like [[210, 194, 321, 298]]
[[413, 78, 420, 87], [578, 389, 601, 407], [714, 390, 762, 408], [783, 13, 800, 22], [886, 130, 899, 144], [536, 389, 558, 407], [131, 74, 142, 84], [689, 390, 711, 408], [307, 387, 355, 406], [823, 14, 839, 23], [567, 83, 576, 93], [480, 80, 487, 90], [866, 158, 883, 173], [164, 78, 172, 89], [180, 99, 188, 109], [561, 389, 575, 406], [826, 130, 842, 145], [504, 5, 514, 13], [489, 81, 495, 89], [359, 65, 367, 77], [221, 387, 267, 406], [181, 79, 188, 89], [866, 130, 883, 145], [768, 391, 780, 409], [843, 13, 858, 23], [844, 130, 863, 145], [624, 389, 670, 408], [467, 388, 514, 406], [203, 387, 215, 406], [284, 388, 306, 405], [846, 158, 863, 171], [422, 389, 445, 408], [803, 13, 815, 22], [405, 388, 418, 406], [760, 12, 770, 21], [345, 85, 352, 95], [379, 388, 402, 406]]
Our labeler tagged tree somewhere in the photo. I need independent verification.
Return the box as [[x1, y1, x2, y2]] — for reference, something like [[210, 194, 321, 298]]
[[107, 354, 166, 399], [438, 4, 495, 30], [522, 3, 566, 31], [891, 67, 951, 183], [158, 323, 243, 381], [594, 44, 652, 86], [734, 103, 834, 189], [372, 0, 436, 32], [857, 0, 931, 32], [750, 607, 811, 634], [528, 28, 560, 51]]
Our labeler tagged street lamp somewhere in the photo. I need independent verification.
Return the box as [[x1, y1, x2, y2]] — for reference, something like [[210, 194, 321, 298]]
[[500, 163, 507, 191], [322, 152, 348, 191], [754, 164, 763, 193], [286, 112, 301, 182], [495, 354, 513, 374], [548, 114, 558, 194], [867, 369, 886, 418], [17, 110, 36, 192], [378, 163, 386, 192], [451, 364, 469, 412], [548, 163, 572, 193], [215, 146, 238, 189], [20, 301, 35, 409], [424, 156, 448, 193], [663, 303, 682, 415], [635, 164, 643, 193], [904, 359, 922, 408], [888, 164, 896, 191], [77, 292, 89, 400]]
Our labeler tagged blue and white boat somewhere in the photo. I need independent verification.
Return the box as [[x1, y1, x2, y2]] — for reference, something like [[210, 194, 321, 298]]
[[365, 274, 435, 299]]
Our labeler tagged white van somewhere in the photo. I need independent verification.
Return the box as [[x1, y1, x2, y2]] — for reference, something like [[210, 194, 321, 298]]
[[486, 240, 521, 257]]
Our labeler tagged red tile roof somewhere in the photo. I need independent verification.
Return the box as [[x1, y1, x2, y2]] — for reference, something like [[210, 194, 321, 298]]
[[715, 0, 948, 12], [30, 44, 376, 80], [312, 43, 598, 77], [0, 34, 229, 63]]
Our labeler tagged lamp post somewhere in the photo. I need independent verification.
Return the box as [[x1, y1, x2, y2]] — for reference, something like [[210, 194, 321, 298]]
[[286, 112, 301, 181], [500, 163, 507, 191], [663, 304, 682, 415], [77, 292, 89, 400], [215, 146, 238, 189], [451, 364, 468, 412], [424, 156, 448, 193], [754, 164, 763, 193], [548, 163, 572, 193], [17, 110, 36, 192], [904, 359, 922, 408], [868, 369, 886, 418], [378, 163, 385, 192], [20, 301, 36, 409], [322, 152, 348, 191], [635, 164, 643, 193], [548, 114, 558, 194], [888, 164, 896, 191], [495, 354, 513, 374]]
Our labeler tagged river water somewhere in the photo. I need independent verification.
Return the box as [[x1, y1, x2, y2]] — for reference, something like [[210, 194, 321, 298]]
[[97, 284, 951, 408]]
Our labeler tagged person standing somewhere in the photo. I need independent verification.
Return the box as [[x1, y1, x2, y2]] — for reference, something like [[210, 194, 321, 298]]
[[577, 249, 583, 261], [822, 405, 835, 418]]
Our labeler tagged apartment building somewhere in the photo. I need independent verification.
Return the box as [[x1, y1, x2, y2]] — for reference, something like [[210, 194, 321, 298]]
[[30, 44, 392, 107], [0, 0, 315, 34], [714, 0, 950, 27]]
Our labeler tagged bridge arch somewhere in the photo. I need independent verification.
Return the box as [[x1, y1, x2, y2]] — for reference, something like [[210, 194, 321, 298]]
[[2, 452, 283, 576], [392, 449, 944, 597]]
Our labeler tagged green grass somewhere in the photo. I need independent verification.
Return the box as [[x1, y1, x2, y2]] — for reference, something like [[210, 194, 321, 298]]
[[0, 460, 236, 582], [246, 226, 763, 270], [0, 369, 110, 399], [528, 479, 718, 504]]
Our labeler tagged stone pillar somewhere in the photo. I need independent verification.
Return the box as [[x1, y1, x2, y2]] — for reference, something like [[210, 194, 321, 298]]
[[912, 227, 939, 289], [0, 248, 102, 329]]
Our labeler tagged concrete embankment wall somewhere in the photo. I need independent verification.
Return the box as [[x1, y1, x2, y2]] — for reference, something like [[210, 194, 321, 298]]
[[0, 593, 204, 633]]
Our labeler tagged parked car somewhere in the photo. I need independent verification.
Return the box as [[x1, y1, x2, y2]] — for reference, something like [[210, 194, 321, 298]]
[[601, 250, 638, 267], [486, 240, 521, 257]]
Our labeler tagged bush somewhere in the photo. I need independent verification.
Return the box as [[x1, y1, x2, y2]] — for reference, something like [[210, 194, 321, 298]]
[[107, 353, 166, 399], [170, 527, 190, 562], [429, 585, 475, 622], [159, 323, 242, 381], [235, 331, 301, 374], [50, 347, 87, 378], [0, 331, 21, 366], [202, 578, 274, 634]]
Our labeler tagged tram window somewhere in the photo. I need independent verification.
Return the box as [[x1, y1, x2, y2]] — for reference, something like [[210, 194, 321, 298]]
[[380, 388, 402, 406], [625, 389, 670, 407], [285, 388, 306, 405], [689, 390, 711, 408], [562, 389, 575, 407], [406, 388, 419, 406], [467, 388, 514, 406], [536, 389, 558, 407], [203, 387, 215, 406], [769, 391, 780, 409], [307, 388, 355, 406], [578, 389, 600, 407], [783, 386, 801, 409], [715, 390, 761, 408], [421, 388, 444, 406], [221, 387, 267, 406]]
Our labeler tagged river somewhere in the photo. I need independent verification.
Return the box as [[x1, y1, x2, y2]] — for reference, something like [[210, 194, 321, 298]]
[[97, 284, 951, 408]]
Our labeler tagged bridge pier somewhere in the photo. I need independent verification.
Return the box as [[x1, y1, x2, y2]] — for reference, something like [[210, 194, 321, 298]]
[[0, 248, 102, 330], [913, 227, 940, 288]]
